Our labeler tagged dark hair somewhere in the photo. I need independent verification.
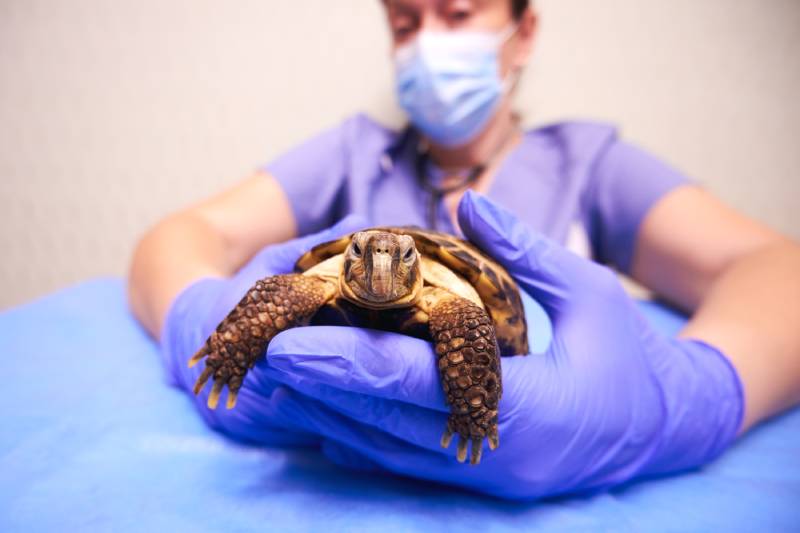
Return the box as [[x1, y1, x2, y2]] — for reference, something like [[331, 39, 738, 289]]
[[380, 1, 531, 21], [511, 0, 530, 20]]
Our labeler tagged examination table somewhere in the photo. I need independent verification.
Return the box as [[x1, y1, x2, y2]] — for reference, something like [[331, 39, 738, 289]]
[[1, 278, 798, 531]]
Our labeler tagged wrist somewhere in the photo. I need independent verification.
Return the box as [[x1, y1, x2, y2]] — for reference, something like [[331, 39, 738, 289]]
[[159, 277, 228, 387], [643, 337, 745, 476]]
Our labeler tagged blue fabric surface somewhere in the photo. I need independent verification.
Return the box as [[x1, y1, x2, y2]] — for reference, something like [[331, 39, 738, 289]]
[[1, 278, 798, 532]]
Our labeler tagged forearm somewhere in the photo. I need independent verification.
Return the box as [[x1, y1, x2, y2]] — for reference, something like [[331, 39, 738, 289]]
[[127, 173, 298, 340], [680, 241, 800, 432], [128, 211, 233, 339]]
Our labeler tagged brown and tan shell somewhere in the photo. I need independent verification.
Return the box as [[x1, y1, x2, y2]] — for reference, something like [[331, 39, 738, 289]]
[[294, 226, 529, 356]]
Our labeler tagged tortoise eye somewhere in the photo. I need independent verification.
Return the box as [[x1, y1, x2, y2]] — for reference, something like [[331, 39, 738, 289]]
[[352, 241, 362, 256], [403, 247, 415, 261]]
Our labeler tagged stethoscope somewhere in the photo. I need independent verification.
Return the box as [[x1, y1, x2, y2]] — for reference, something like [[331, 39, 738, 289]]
[[414, 148, 485, 230], [413, 120, 520, 231]]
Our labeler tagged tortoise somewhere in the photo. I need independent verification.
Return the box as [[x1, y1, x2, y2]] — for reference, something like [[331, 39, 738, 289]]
[[189, 227, 529, 465]]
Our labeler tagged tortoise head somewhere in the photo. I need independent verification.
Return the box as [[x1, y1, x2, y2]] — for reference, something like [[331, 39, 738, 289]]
[[340, 231, 423, 308]]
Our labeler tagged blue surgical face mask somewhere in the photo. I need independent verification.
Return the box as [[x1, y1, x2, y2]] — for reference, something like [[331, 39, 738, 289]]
[[394, 25, 517, 147]]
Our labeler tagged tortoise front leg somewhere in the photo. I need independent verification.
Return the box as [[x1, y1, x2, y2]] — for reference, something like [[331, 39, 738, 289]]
[[422, 288, 502, 465], [189, 273, 336, 409]]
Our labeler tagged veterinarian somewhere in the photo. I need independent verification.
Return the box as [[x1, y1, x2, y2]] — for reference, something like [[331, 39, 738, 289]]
[[128, 0, 800, 499]]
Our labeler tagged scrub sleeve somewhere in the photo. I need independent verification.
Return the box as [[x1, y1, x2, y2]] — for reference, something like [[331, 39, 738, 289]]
[[582, 137, 691, 273]]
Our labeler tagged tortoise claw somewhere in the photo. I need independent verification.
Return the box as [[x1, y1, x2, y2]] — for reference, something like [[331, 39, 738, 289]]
[[192, 366, 214, 395], [207, 379, 224, 409], [440, 428, 454, 449], [470, 437, 483, 465], [192, 360, 242, 410], [188, 346, 207, 368], [488, 428, 499, 451], [456, 435, 468, 463], [226, 388, 239, 409], [441, 412, 497, 464]]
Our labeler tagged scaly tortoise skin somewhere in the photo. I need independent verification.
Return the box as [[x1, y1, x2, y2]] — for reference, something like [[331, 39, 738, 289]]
[[189, 227, 529, 465]]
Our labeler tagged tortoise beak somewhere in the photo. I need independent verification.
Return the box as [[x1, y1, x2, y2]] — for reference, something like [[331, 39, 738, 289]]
[[368, 252, 393, 299]]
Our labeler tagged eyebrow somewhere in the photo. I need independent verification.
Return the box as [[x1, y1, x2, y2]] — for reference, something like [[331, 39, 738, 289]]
[[386, 3, 423, 24], [385, 0, 420, 10]]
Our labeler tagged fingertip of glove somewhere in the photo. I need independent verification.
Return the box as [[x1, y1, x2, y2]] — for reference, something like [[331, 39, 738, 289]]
[[293, 215, 370, 258], [458, 191, 597, 294], [330, 213, 369, 236], [457, 190, 537, 269], [456, 189, 485, 236]]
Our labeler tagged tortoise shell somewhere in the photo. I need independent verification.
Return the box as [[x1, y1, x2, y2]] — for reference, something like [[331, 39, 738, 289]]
[[295, 226, 529, 356]]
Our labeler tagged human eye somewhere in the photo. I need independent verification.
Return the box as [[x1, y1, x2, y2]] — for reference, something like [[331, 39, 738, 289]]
[[448, 9, 471, 24], [388, 8, 419, 43], [393, 21, 416, 41], [444, 0, 474, 26]]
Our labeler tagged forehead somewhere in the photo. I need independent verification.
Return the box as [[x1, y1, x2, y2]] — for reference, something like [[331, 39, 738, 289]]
[[352, 231, 414, 245], [386, 0, 499, 12]]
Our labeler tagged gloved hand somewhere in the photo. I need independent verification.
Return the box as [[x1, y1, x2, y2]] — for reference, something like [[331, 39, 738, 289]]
[[159, 215, 366, 446], [262, 191, 744, 500]]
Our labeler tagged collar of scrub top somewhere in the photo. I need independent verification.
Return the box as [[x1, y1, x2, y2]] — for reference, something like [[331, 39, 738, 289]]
[[378, 124, 415, 173]]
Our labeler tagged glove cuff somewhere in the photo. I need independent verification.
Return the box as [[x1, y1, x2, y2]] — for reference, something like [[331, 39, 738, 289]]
[[643, 337, 745, 476], [159, 277, 227, 390]]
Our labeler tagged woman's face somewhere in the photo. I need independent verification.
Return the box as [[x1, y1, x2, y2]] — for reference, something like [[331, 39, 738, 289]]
[[383, 0, 536, 77]]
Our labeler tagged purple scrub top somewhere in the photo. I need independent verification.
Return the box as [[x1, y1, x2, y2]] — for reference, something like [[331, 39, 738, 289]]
[[264, 113, 688, 274]]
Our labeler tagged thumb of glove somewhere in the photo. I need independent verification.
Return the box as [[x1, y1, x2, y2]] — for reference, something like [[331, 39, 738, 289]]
[[458, 190, 604, 318], [255, 214, 369, 276]]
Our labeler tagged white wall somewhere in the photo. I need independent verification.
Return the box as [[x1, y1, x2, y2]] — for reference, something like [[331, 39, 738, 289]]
[[1, 0, 798, 309]]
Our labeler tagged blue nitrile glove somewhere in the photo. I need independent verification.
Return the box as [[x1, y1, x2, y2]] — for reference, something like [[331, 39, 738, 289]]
[[159, 215, 366, 446], [262, 191, 744, 500]]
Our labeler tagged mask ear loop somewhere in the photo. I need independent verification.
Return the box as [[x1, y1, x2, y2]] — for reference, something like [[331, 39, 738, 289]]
[[497, 23, 519, 44], [498, 24, 523, 94]]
